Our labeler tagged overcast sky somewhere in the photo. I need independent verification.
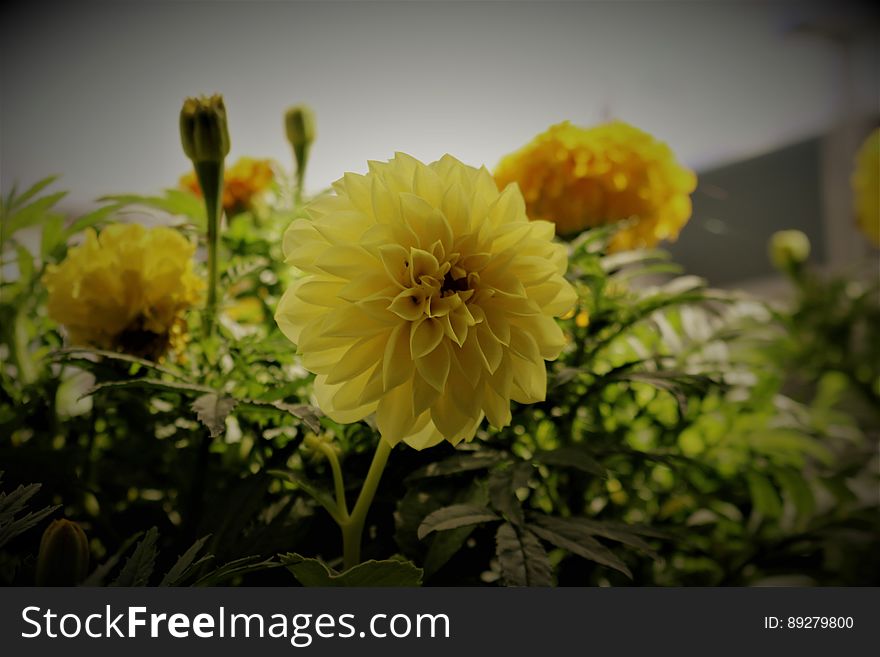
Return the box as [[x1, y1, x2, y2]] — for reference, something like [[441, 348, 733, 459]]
[[2, 1, 877, 210]]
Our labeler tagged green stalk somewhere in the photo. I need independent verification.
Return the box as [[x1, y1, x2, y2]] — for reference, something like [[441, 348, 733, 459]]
[[195, 160, 224, 335], [340, 439, 392, 570]]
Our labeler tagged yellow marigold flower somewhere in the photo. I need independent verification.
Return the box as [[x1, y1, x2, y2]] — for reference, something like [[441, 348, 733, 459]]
[[181, 156, 274, 216], [494, 120, 697, 251], [852, 128, 879, 247], [275, 153, 576, 449], [43, 224, 203, 360]]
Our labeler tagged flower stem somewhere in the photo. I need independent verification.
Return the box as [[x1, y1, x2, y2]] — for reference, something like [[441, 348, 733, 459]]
[[340, 439, 393, 570], [195, 160, 224, 336]]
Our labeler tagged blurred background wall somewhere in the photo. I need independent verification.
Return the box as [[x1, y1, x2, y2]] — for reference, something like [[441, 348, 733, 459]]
[[1, 0, 878, 288]]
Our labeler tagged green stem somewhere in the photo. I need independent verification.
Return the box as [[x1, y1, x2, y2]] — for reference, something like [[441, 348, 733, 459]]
[[341, 439, 393, 570], [10, 309, 37, 386], [195, 160, 224, 336]]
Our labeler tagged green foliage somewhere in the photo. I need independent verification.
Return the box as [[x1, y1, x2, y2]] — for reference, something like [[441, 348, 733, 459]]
[[1, 172, 876, 588]]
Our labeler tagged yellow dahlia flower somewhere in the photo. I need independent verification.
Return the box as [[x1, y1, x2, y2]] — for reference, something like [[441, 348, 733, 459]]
[[494, 120, 697, 251], [181, 156, 274, 216], [852, 128, 879, 247], [275, 153, 576, 449], [44, 224, 203, 360]]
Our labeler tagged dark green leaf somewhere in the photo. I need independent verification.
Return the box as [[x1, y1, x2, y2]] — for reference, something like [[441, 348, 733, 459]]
[[282, 553, 423, 587], [193, 556, 281, 586], [528, 515, 633, 579], [111, 527, 158, 586], [534, 447, 606, 478], [417, 504, 499, 540], [405, 451, 504, 481], [159, 535, 213, 587], [495, 523, 552, 587]]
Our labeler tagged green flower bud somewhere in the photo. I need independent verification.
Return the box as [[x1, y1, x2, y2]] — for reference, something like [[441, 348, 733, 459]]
[[769, 230, 811, 272], [36, 519, 89, 586], [285, 104, 316, 197], [180, 94, 231, 164]]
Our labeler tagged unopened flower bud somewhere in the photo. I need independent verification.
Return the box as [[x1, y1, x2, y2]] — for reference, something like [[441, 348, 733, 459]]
[[285, 104, 316, 196], [769, 230, 810, 272], [36, 519, 89, 586], [180, 94, 231, 164]]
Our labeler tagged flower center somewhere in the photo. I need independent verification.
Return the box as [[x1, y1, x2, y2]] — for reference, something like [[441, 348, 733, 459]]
[[441, 270, 469, 296]]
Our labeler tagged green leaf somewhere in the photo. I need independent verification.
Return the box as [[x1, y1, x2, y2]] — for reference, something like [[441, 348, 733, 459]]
[[773, 469, 815, 526], [1, 176, 59, 214], [51, 347, 187, 380], [243, 399, 322, 433], [494, 523, 552, 587], [0, 480, 59, 549], [527, 515, 633, 579], [159, 535, 213, 587], [534, 447, 606, 478], [405, 451, 505, 481], [191, 393, 238, 438], [14, 245, 34, 284], [82, 533, 143, 586], [488, 463, 529, 525], [111, 527, 158, 586], [99, 189, 206, 229], [40, 213, 66, 261], [746, 471, 783, 519], [417, 504, 499, 540], [80, 377, 215, 401], [3, 191, 68, 237], [282, 553, 423, 587], [193, 556, 282, 586], [65, 203, 120, 237]]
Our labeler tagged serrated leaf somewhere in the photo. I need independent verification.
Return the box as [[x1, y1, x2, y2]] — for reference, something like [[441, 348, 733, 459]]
[[534, 447, 606, 477], [529, 515, 656, 559], [495, 523, 552, 587], [193, 556, 281, 586], [79, 377, 215, 401], [528, 515, 633, 579], [417, 504, 499, 540], [111, 527, 158, 586], [243, 399, 322, 433], [159, 535, 213, 587], [282, 553, 423, 587], [82, 533, 143, 586], [0, 481, 59, 549], [488, 465, 526, 526], [191, 393, 237, 438]]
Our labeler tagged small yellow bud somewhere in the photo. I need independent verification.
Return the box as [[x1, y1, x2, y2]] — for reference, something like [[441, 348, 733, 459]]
[[180, 94, 231, 164], [769, 230, 810, 271], [36, 519, 89, 586]]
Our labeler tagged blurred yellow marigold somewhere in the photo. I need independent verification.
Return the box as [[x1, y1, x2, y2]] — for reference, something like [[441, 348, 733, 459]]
[[275, 153, 576, 449], [494, 120, 697, 251], [181, 156, 274, 216], [43, 224, 203, 360], [852, 128, 879, 247]]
